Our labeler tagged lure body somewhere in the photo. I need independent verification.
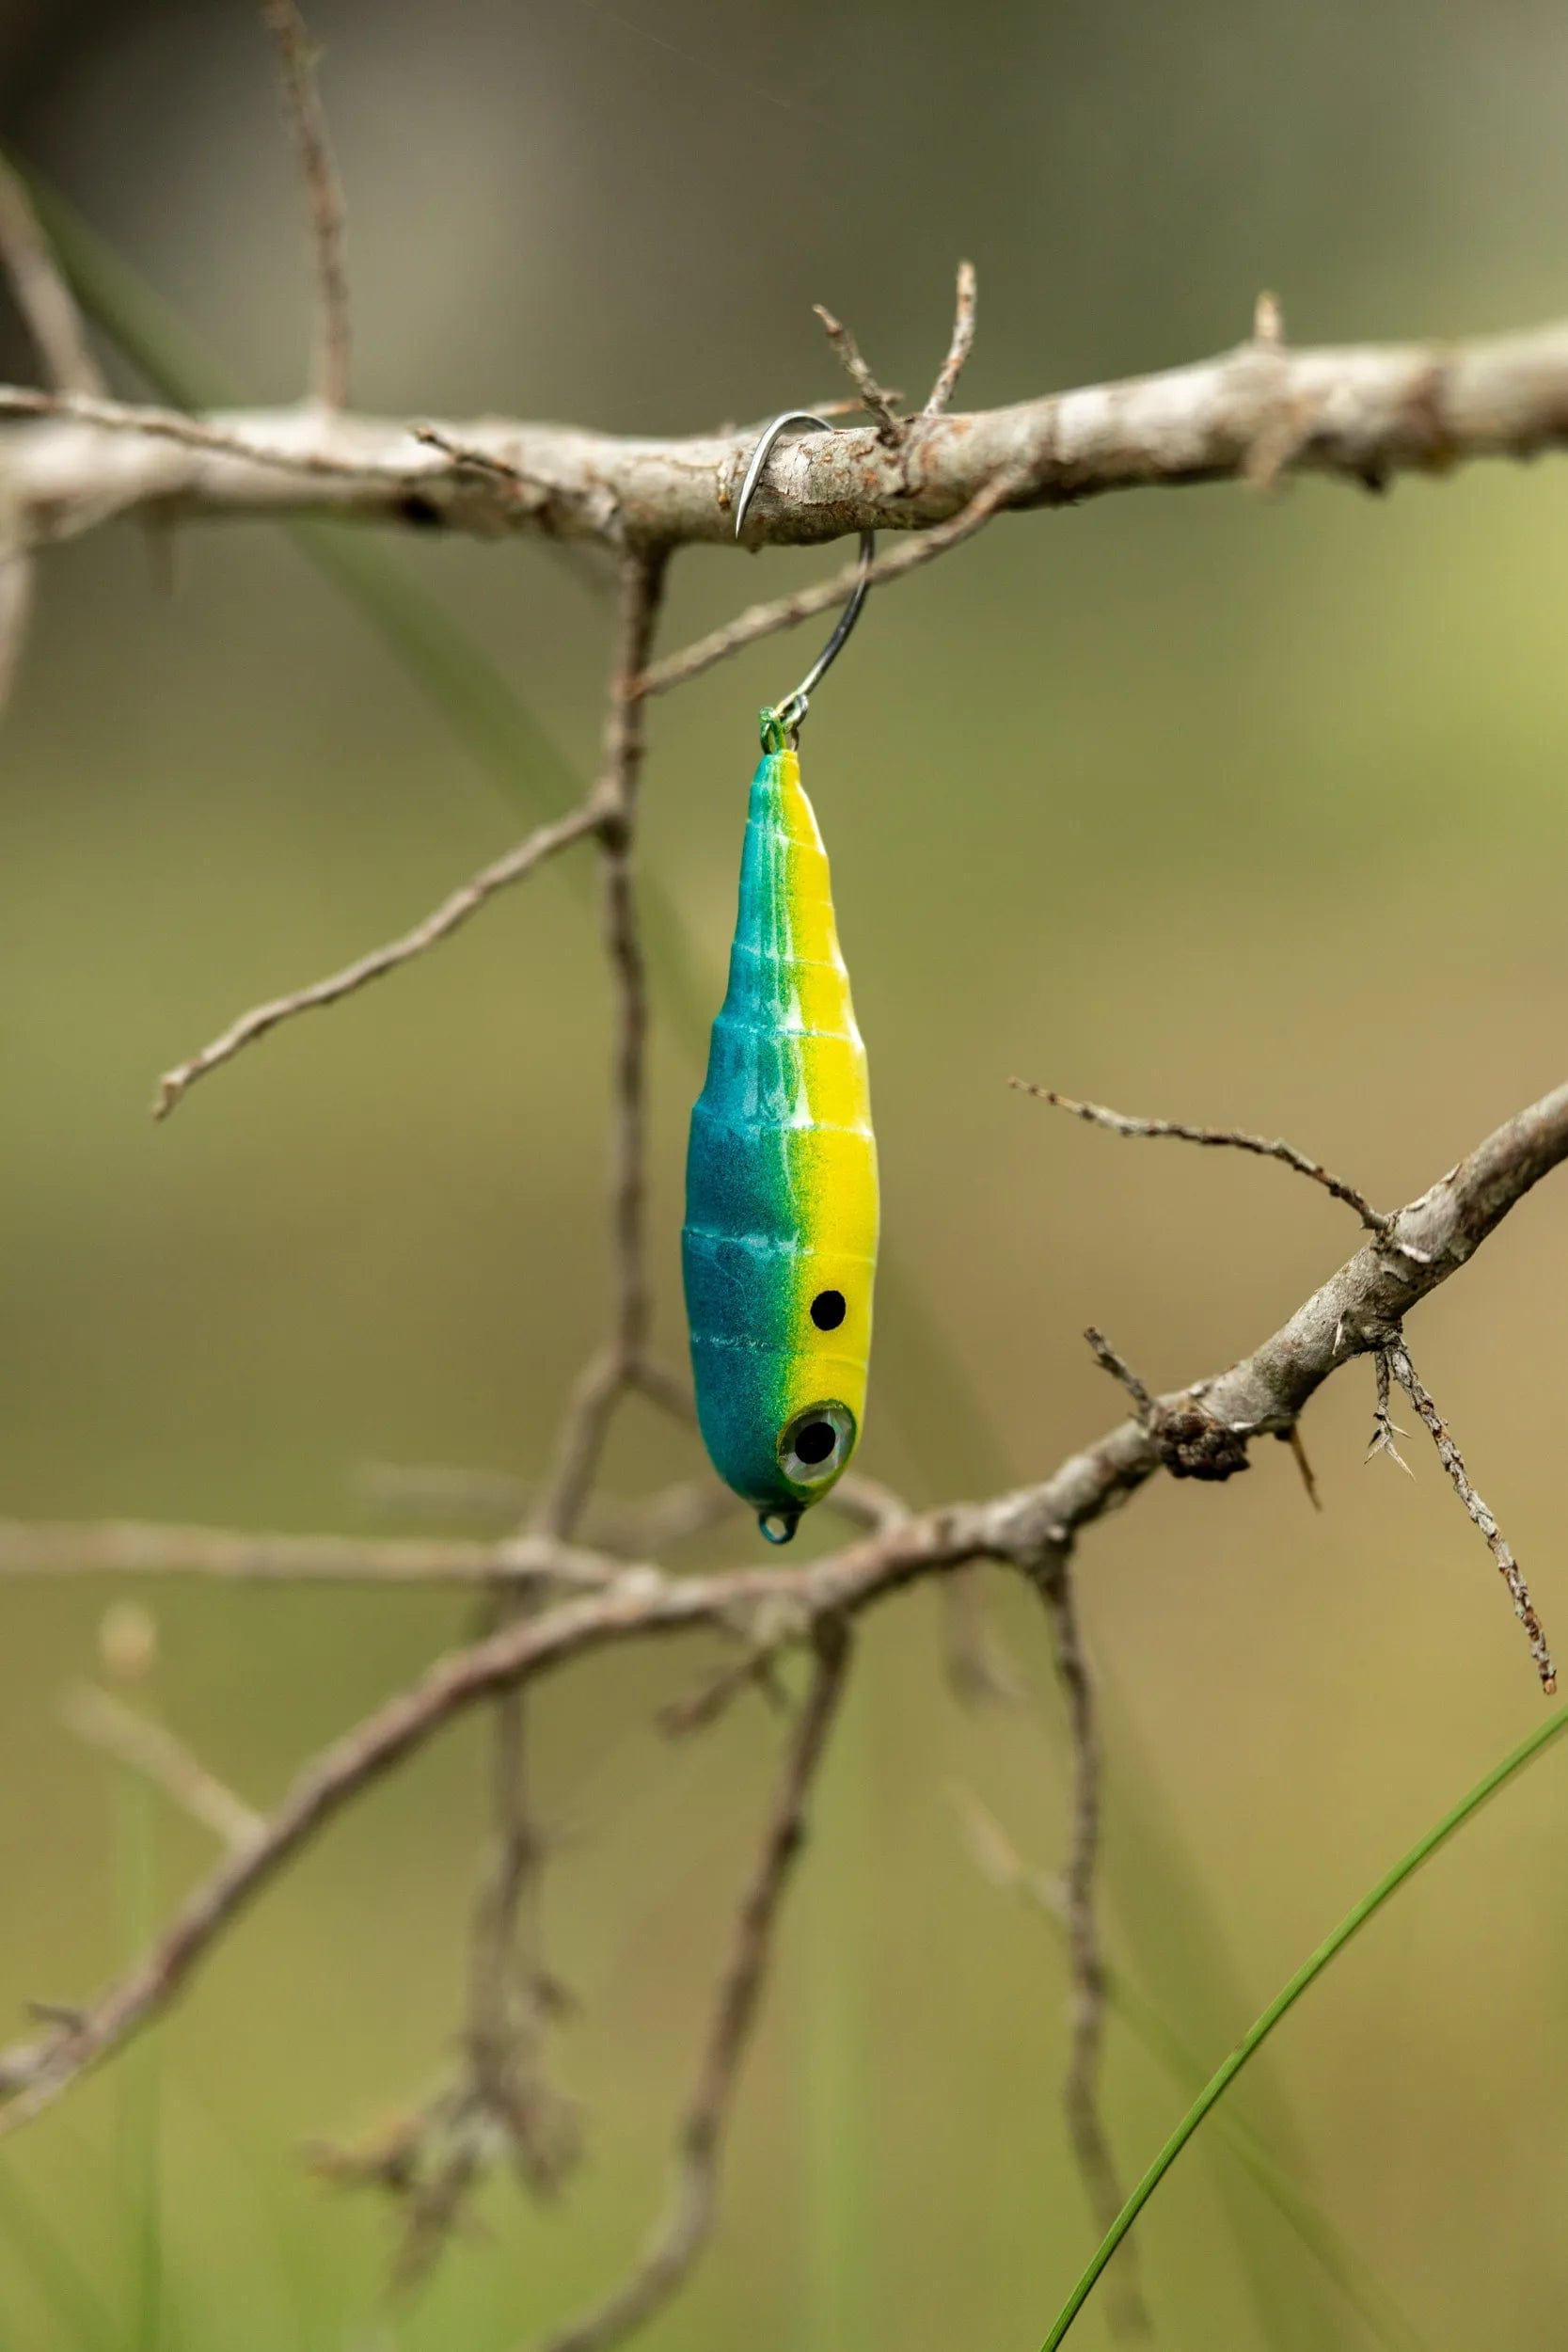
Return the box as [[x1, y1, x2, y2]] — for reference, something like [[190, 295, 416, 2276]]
[[682, 733, 878, 1542]]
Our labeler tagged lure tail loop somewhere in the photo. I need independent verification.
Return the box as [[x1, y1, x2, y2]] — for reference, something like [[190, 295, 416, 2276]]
[[734, 409, 875, 741]]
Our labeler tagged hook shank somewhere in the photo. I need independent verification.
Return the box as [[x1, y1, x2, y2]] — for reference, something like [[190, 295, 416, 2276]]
[[733, 410, 875, 738]]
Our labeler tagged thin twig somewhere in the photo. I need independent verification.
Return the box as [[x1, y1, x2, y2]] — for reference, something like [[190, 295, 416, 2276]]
[[0, 1519, 617, 1586], [924, 260, 977, 417], [527, 1619, 852, 2352], [454, 548, 671, 2275], [1030, 1558, 1149, 2339], [60, 1685, 263, 1853], [1384, 1336, 1556, 1692], [0, 161, 104, 395], [0, 384, 414, 477], [152, 801, 599, 1119], [638, 461, 1031, 698], [1083, 1328, 1155, 1426], [255, 0, 351, 407], [812, 305, 902, 444], [527, 549, 668, 1534], [1013, 1081, 1388, 1230]]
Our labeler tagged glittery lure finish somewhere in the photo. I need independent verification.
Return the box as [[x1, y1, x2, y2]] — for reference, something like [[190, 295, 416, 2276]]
[[682, 730, 879, 1544]]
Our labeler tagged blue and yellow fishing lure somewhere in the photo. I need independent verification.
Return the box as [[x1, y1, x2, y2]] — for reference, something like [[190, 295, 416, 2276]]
[[682, 414, 879, 1545]]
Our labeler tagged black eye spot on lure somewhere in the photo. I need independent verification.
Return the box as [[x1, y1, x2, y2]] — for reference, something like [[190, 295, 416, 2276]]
[[810, 1288, 847, 1330]]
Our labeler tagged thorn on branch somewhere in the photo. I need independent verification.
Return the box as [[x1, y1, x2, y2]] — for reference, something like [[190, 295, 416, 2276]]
[[1252, 289, 1286, 349], [812, 303, 904, 445], [1364, 1347, 1414, 1476], [1279, 1422, 1323, 1510], [924, 260, 978, 417], [1013, 1079, 1389, 1230], [1384, 1335, 1557, 1692]]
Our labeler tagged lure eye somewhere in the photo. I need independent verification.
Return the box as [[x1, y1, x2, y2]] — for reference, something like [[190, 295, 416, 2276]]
[[777, 1400, 856, 1487], [809, 1289, 847, 1330]]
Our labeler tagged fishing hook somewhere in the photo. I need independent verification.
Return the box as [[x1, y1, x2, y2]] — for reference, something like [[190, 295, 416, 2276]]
[[733, 409, 876, 739]]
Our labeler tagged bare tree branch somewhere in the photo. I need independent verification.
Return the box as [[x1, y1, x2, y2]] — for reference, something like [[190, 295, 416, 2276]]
[[1014, 1080, 1388, 1230], [152, 801, 600, 1118], [254, 0, 351, 408], [527, 1619, 851, 2352], [10, 312, 1568, 548], [4, 1080, 1567, 2137]]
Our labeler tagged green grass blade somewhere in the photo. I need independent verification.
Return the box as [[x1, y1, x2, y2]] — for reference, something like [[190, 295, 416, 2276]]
[[998, 1855, 1435, 2352], [1038, 1702, 1568, 2350]]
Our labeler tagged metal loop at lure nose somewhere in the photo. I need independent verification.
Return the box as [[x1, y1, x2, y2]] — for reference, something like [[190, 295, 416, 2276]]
[[733, 409, 876, 737]]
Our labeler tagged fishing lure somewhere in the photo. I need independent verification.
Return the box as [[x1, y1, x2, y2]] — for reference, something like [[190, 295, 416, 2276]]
[[682, 413, 879, 1546]]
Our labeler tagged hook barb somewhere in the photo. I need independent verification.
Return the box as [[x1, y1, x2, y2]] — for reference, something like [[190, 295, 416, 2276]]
[[734, 409, 875, 739]]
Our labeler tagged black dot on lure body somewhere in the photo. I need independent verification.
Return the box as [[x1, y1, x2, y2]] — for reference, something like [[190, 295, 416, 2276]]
[[810, 1289, 847, 1331], [794, 1418, 837, 1465]]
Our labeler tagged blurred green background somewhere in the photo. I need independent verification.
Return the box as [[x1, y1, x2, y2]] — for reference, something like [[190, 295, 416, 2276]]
[[4, 1, 1568, 2346]]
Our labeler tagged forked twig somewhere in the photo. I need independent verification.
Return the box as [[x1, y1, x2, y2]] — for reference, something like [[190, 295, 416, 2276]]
[[1384, 1336, 1556, 1692], [255, 0, 352, 407], [527, 1621, 852, 2352], [152, 801, 599, 1118], [1013, 1081, 1388, 1230]]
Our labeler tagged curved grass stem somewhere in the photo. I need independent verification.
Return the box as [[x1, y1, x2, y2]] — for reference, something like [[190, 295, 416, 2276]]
[[1039, 1702, 1568, 2349]]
